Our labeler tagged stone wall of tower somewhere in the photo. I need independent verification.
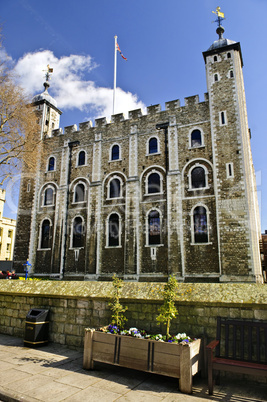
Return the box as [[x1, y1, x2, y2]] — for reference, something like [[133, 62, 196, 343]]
[[13, 39, 263, 283], [204, 43, 262, 282]]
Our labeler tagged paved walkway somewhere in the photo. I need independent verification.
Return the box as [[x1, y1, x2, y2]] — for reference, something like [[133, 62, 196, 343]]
[[0, 334, 266, 402]]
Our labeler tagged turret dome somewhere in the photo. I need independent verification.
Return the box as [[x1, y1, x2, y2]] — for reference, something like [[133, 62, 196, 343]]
[[32, 82, 57, 108], [207, 25, 236, 51]]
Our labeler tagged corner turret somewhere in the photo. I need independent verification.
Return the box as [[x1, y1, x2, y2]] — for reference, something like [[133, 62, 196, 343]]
[[31, 65, 62, 139]]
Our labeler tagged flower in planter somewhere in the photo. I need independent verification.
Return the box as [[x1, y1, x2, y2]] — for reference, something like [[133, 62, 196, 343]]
[[104, 274, 196, 344]]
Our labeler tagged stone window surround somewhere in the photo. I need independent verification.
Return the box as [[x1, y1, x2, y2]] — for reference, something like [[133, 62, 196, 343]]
[[70, 215, 85, 250], [188, 127, 205, 149], [105, 211, 122, 248], [146, 135, 161, 156], [226, 162, 234, 179], [190, 203, 212, 245], [213, 73, 220, 83], [37, 217, 53, 250], [144, 169, 164, 196], [40, 184, 57, 207], [72, 181, 87, 204], [145, 207, 164, 247], [76, 149, 87, 167], [188, 163, 210, 191], [219, 111, 227, 126], [46, 155, 56, 172], [109, 143, 122, 162], [107, 175, 124, 200]]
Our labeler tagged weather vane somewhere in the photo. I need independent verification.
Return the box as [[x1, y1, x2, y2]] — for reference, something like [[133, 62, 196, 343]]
[[43, 64, 54, 82], [212, 6, 225, 27]]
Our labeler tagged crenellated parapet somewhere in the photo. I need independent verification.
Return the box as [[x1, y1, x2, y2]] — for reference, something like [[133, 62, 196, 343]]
[[47, 93, 209, 138]]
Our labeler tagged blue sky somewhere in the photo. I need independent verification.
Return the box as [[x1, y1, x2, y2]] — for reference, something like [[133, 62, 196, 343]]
[[1, 0, 267, 231]]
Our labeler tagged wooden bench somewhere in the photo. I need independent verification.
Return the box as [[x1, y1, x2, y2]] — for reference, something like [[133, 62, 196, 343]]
[[207, 317, 267, 395]]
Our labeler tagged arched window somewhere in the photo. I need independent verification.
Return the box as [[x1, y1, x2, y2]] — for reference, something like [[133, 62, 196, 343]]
[[148, 137, 158, 154], [111, 144, 120, 160], [78, 150, 86, 166], [74, 183, 85, 203], [109, 178, 121, 198], [214, 56, 217, 62], [108, 213, 120, 247], [191, 129, 202, 148], [148, 172, 161, 194], [48, 157, 55, 171], [72, 217, 85, 248], [230, 70, 234, 78], [40, 219, 51, 249], [214, 74, 218, 82], [227, 52, 231, 59], [148, 210, 161, 245], [191, 167, 206, 189], [193, 206, 208, 243], [44, 187, 54, 206]]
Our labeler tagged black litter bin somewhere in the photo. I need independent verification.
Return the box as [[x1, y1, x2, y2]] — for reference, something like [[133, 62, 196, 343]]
[[24, 309, 49, 347]]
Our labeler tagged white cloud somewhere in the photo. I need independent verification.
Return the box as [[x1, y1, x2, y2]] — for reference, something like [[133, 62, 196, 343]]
[[13, 50, 146, 119]]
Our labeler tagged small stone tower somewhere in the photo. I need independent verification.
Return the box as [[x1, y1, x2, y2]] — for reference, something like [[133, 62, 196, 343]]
[[203, 23, 262, 282], [31, 66, 62, 139]]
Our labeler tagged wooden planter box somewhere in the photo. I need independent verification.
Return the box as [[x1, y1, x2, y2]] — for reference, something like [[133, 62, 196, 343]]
[[83, 328, 202, 394]]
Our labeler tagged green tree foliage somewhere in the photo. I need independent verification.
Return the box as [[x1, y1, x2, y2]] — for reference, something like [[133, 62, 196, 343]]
[[157, 275, 178, 339], [109, 274, 128, 329]]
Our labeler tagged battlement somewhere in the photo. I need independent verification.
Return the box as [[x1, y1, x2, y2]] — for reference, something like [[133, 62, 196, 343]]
[[49, 93, 209, 138]]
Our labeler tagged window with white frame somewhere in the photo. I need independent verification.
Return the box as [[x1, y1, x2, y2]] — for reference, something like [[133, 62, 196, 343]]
[[147, 172, 161, 194], [74, 183, 85, 203], [43, 187, 55, 206], [220, 111, 227, 126], [148, 137, 158, 154], [108, 177, 122, 199], [147, 209, 161, 245], [189, 166, 207, 190], [226, 162, 234, 178], [110, 144, 120, 161], [72, 216, 85, 248], [47, 156, 55, 171], [190, 129, 203, 148], [107, 213, 121, 247], [39, 219, 52, 249], [192, 206, 209, 244], [77, 150, 86, 166]]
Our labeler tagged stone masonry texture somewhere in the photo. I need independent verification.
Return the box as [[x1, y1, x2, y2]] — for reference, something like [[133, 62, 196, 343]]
[[0, 281, 266, 349]]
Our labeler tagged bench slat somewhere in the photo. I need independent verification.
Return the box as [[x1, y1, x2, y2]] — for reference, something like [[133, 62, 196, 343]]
[[213, 357, 267, 371], [233, 325, 237, 359]]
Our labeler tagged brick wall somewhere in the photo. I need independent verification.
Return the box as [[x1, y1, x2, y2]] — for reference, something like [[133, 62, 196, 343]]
[[0, 281, 266, 349]]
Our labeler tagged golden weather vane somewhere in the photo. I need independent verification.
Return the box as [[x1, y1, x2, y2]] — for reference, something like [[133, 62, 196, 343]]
[[43, 64, 54, 82], [212, 6, 225, 27]]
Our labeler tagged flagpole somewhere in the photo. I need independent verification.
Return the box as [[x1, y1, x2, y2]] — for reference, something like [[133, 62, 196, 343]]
[[113, 35, 117, 116]]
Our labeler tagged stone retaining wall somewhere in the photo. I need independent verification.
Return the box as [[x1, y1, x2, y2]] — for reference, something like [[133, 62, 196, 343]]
[[0, 281, 266, 349]]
